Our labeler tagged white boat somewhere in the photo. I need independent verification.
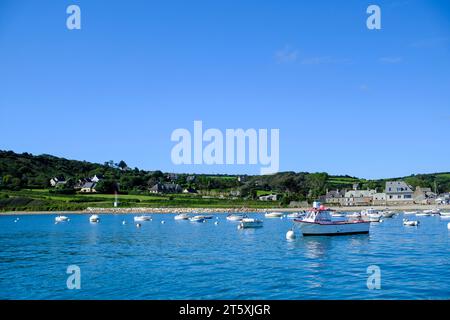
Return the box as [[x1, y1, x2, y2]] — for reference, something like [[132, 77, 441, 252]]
[[55, 215, 69, 222], [89, 214, 100, 223], [239, 218, 263, 229], [404, 211, 417, 215], [381, 211, 396, 218], [226, 213, 247, 221], [287, 212, 305, 219], [423, 208, 440, 215], [174, 213, 190, 220], [294, 207, 370, 236], [368, 213, 382, 222], [134, 215, 151, 222], [416, 212, 431, 216], [403, 219, 419, 226], [440, 212, 450, 217], [347, 212, 362, 219], [189, 215, 206, 223], [264, 212, 283, 218]]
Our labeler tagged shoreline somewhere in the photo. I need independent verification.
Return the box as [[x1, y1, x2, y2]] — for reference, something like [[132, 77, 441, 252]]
[[1, 204, 449, 215]]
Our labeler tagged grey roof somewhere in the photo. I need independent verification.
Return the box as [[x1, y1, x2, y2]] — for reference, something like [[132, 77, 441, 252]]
[[82, 182, 96, 189], [385, 181, 413, 194]]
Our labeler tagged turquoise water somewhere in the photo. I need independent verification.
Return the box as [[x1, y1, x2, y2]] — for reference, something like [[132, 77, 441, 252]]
[[0, 213, 449, 300]]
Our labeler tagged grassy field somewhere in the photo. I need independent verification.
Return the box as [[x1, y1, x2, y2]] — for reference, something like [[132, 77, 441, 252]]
[[0, 189, 280, 212]]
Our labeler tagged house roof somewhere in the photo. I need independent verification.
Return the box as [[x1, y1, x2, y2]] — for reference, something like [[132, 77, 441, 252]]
[[385, 181, 413, 194], [82, 182, 96, 189]]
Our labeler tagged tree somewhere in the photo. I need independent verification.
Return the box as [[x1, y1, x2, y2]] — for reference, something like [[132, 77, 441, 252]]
[[118, 160, 128, 171]]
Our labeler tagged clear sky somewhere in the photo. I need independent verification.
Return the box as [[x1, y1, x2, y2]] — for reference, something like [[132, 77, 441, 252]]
[[0, 0, 449, 179]]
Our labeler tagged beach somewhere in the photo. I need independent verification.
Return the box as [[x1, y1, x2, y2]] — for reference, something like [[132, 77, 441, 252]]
[[2, 204, 449, 215]]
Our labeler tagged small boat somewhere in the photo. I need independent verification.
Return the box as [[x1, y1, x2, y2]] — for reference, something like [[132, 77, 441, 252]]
[[440, 212, 450, 217], [416, 212, 431, 216], [287, 212, 305, 219], [174, 213, 190, 220], [381, 211, 396, 218], [423, 208, 440, 215], [55, 215, 69, 222], [403, 219, 419, 226], [294, 205, 370, 236], [203, 215, 214, 220], [189, 215, 206, 223], [368, 213, 382, 222], [134, 215, 151, 222], [239, 218, 263, 229], [347, 212, 362, 219], [264, 212, 283, 218], [404, 211, 417, 215], [89, 214, 100, 223], [226, 213, 247, 221]]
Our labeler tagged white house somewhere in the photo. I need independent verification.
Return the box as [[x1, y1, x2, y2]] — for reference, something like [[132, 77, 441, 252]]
[[385, 181, 414, 204]]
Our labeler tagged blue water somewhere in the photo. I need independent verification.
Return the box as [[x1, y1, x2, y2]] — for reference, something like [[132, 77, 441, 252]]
[[0, 213, 449, 300]]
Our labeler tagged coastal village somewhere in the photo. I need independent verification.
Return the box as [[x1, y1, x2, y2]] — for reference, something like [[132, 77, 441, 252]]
[[48, 174, 450, 207]]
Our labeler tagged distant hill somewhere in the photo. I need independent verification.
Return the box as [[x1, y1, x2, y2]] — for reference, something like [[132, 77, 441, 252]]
[[1, 150, 449, 197]]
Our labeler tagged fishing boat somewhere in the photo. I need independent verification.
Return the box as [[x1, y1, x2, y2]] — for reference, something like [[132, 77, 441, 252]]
[[134, 215, 151, 222], [189, 215, 206, 223], [55, 215, 69, 222], [264, 212, 283, 218], [239, 218, 263, 229], [174, 213, 190, 220], [226, 213, 247, 221], [294, 204, 370, 236], [89, 214, 100, 223]]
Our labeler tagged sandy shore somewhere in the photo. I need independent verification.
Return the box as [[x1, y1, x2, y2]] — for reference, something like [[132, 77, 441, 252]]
[[1, 204, 449, 215]]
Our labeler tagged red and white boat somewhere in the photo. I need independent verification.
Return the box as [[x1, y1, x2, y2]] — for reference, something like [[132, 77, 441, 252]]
[[294, 204, 370, 236]]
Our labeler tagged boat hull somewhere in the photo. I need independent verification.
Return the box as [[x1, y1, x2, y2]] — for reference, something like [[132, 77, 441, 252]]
[[295, 220, 370, 236]]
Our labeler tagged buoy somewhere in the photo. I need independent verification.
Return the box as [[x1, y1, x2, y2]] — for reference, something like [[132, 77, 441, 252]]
[[136, 223, 142, 228], [161, 220, 165, 224], [214, 221, 219, 225], [447, 223, 450, 230], [379, 219, 383, 223], [286, 230, 296, 240], [237, 224, 243, 229], [122, 221, 126, 225]]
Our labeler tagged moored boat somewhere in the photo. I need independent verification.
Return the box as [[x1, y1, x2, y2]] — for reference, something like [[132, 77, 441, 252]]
[[381, 211, 396, 218], [239, 218, 263, 229], [89, 214, 100, 223], [416, 212, 431, 216], [440, 212, 450, 217], [404, 211, 417, 215], [264, 212, 283, 218], [134, 215, 152, 222], [174, 213, 190, 220], [55, 215, 69, 222], [226, 213, 247, 221], [189, 215, 206, 223], [294, 204, 370, 236], [287, 212, 305, 219]]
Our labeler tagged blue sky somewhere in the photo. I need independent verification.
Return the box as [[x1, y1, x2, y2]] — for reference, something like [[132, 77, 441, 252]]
[[0, 0, 449, 178]]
